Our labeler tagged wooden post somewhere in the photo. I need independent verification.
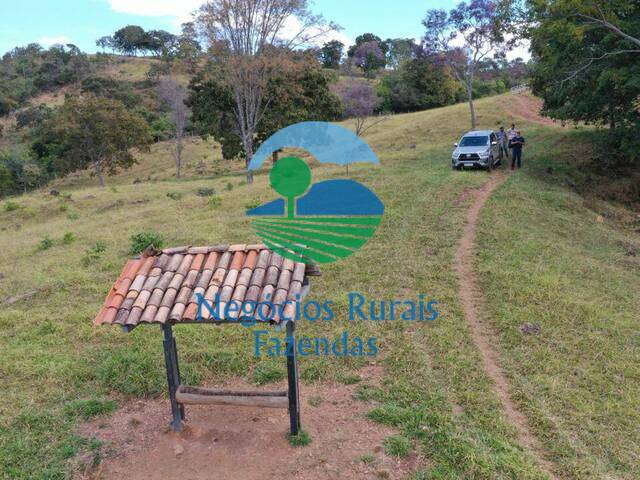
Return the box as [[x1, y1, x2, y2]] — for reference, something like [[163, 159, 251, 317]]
[[162, 324, 184, 432], [286, 321, 301, 435]]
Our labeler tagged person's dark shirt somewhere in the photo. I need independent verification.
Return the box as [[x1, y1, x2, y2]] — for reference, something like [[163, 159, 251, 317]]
[[510, 135, 525, 151]]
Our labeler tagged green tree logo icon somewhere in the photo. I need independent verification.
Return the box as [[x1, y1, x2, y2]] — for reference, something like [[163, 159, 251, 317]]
[[270, 157, 311, 219]]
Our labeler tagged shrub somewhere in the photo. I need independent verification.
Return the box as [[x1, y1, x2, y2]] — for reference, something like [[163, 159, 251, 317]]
[[4, 201, 20, 212], [197, 187, 216, 197], [288, 430, 312, 447], [360, 454, 375, 465], [62, 232, 75, 244], [226, 182, 234, 191], [207, 196, 222, 208], [383, 435, 411, 457], [37, 235, 54, 251], [67, 212, 80, 220], [166, 192, 183, 201], [81, 242, 107, 266], [244, 197, 261, 210], [129, 231, 164, 255]]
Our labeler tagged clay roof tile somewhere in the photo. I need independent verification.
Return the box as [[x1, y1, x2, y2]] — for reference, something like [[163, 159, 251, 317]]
[[93, 244, 319, 329]]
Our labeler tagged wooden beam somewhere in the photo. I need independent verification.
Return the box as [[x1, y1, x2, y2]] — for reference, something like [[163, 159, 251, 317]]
[[175, 385, 288, 408]]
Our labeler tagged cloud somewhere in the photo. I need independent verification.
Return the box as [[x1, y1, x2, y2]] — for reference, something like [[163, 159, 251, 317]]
[[107, 0, 204, 23], [106, 1, 353, 46], [38, 36, 72, 47]]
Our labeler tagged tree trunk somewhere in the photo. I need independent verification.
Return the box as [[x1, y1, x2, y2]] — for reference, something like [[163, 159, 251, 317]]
[[467, 86, 476, 130], [244, 136, 254, 184], [95, 162, 105, 187], [175, 136, 182, 179]]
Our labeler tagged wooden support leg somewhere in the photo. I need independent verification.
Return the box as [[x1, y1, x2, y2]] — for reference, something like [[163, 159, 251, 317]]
[[162, 324, 184, 432], [286, 321, 301, 435]]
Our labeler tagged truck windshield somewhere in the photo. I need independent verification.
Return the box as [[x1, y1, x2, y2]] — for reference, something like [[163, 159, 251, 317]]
[[460, 136, 489, 147]]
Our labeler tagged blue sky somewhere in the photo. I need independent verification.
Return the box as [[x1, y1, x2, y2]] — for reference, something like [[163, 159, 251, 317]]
[[0, 1, 529, 58], [0, 0, 459, 55]]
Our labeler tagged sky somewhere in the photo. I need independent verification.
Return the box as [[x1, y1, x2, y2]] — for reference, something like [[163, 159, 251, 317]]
[[0, 0, 530, 59]]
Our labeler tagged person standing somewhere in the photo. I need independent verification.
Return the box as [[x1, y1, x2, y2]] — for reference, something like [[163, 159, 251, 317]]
[[506, 123, 517, 160], [497, 126, 509, 160], [509, 130, 525, 169]]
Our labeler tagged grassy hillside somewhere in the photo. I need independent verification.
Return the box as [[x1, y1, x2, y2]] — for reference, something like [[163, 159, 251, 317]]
[[0, 93, 638, 479]]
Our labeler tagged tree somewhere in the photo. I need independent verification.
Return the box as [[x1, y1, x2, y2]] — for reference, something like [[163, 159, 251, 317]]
[[384, 38, 418, 70], [0, 150, 45, 195], [157, 77, 190, 178], [347, 33, 388, 58], [175, 22, 202, 72], [80, 76, 140, 107], [319, 40, 344, 69], [338, 81, 383, 136], [423, 0, 513, 128], [113, 25, 147, 56], [189, 52, 342, 162], [32, 96, 151, 186], [347, 33, 387, 76], [145, 30, 177, 58], [195, 0, 337, 183], [353, 41, 386, 78], [378, 55, 461, 113], [96, 36, 114, 53], [528, 0, 640, 165]]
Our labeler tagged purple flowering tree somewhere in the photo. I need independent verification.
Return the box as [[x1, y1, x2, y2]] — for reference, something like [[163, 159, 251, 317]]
[[339, 82, 383, 137], [353, 41, 386, 79], [423, 0, 513, 128]]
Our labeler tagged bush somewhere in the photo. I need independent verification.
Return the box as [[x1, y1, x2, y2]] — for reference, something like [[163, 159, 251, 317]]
[[207, 196, 222, 208], [226, 182, 234, 191], [197, 187, 216, 197], [244, 197, 261, 210], [4, 201, 20, 211], [383, 434, 411, 457], [62, 232, 75, 244], [288, 430, 312, 447], [81, 242, 107, 266], [37, 235, 54, 251], [129, 231, 164, 255]]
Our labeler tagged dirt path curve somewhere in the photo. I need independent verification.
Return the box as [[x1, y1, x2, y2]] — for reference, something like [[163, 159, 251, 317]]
[[454, 170, 560, 480]]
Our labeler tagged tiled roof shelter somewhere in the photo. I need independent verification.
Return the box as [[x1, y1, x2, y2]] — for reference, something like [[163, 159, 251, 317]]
[[94, 243, 320, 435]]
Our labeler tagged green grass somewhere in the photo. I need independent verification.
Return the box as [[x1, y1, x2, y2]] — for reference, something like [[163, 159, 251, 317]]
[[287, 429, 312, 447], [360, 453, 376, 464], [0, 92, 638, 479], [383, 434, 411, 457], [63, 398, 117, 421], [476, 135, 640, 479]]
